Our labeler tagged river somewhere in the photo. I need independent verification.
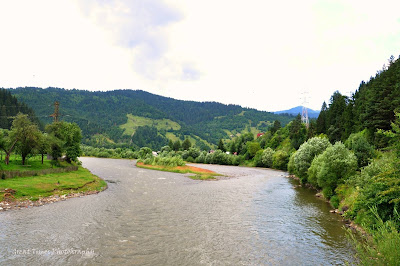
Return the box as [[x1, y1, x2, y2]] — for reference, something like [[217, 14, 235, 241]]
[[0, 157, 355, 265]]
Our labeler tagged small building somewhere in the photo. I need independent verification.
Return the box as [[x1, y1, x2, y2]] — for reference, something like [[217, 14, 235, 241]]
[[257, 133, 265, 138]]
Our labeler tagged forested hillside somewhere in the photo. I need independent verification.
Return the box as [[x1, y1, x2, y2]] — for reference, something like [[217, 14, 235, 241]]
[[7, 87, 293, 150], [316, 55, 400, 146], [0, 88, 40, 129]]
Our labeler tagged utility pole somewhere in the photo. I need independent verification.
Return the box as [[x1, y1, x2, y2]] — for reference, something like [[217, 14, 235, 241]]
[[300, 91, 309, 129], [50, 101, 60, 122]]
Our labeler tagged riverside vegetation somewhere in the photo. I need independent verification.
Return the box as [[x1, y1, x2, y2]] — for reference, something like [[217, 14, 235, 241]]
[[4, 55, 400, 264], [81, 55, 400, 264], [0, 108, 106, 209]]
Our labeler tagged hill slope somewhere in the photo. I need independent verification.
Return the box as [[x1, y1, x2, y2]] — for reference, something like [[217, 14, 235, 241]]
[[315, 55, 400, 145], [8, 87, 294, 149], [0, 88, 40, 129]]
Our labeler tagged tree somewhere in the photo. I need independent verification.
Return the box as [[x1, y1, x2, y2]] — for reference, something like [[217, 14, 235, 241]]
[[173, 140, 181, 151], [10, 113, 41, 165], [261, 148, 275, 168], [168, 139, 174, 150], [46, 121, 82, 162], [289, 114, 307, 149], [246, 141, 261, 159], [182, 137, 192, 151], [289, 136, 331, 183], [270, 120, 281, 134], [217, 139, 226, 152], [0, 105, 8, 129], [62, 123, 82, 162], [316, 102, 327, 134], [0, 129, 15, 165], [36, 133, 50, 164], [345, 131, 375, 168], [308, 142, 358, 198]]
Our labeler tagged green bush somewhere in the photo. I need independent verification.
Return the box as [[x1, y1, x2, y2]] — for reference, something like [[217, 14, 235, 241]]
[[308, 142, 357, 199], [345, 131, 375, 168], [253, 150, 263, 167], [246, 141, 261, 159], [261, 148, 275, 168], [138, 147, 153, 159], [330, 195, 340, 209], [272, 150, 290, 170], [290, 136, 331, 183], [195, 151, 207, 163]]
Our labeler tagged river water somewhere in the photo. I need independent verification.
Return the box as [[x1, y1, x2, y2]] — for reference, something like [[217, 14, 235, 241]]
[[0, 157, 355, 265]]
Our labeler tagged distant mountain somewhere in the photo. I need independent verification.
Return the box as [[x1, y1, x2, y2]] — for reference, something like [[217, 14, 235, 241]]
[[8, 87, 295, 150], [274, 106, 320, 119]]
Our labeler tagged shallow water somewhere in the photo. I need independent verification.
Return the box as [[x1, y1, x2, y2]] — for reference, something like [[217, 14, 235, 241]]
[[0, 158, 355, 265]]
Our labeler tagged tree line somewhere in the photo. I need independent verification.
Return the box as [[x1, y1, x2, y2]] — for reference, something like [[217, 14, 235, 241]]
[[8, 87, 293, 149], [0, 113, 82, 166]]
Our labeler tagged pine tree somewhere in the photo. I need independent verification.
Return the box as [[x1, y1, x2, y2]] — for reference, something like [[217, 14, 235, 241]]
[[0, 105, 8, 129], [217, 139, 226, 152], [182, 137, 192, 150]]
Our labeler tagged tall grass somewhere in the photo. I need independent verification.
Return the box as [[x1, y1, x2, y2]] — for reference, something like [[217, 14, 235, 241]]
[[350, 207, 400, 265], [140, 155, 185, 167]]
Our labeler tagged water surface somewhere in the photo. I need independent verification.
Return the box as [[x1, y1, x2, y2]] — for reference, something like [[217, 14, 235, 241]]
[[0, 158, 355, 265]]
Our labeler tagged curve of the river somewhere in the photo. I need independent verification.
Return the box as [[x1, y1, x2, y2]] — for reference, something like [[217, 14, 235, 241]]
[[0, 157, 355, 265]]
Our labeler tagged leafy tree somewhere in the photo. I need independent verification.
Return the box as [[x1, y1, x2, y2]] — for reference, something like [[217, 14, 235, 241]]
[[308, 142, 358, 198], [10, 113, 41, 165], [345, 131, 375, 168], [290, 136, 331, 184], [246, 141, 261, 159], [0, 129, 17, 165], [48, 134, 63, 163], [261, 148, 275, 168], [272, 150, 290, 170], [46, 121, 82, 162]]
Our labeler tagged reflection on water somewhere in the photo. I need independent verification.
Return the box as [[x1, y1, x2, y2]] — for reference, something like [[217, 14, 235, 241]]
[[0, 158, 355, 265]]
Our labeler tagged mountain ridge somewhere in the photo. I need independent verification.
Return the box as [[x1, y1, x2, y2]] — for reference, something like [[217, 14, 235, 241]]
[[274, 106, 320, 118], [8, 87, 295, 150]]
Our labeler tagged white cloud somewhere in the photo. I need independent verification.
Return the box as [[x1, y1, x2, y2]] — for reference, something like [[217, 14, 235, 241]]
[[1, 0, 400, 111]]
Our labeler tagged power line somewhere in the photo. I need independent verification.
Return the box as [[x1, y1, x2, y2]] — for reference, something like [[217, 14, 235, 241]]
[[300, 91, 309, 129], [49, 101, 60, 122]]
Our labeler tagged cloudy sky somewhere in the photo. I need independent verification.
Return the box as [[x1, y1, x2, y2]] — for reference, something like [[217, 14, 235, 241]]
[[0, 0, 399, 111]]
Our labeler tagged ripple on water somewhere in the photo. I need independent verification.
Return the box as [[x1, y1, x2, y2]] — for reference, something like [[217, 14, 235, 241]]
[[0, 158, 356, 265]]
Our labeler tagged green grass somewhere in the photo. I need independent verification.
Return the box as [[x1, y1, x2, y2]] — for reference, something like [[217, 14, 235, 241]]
[[120, 114, 181, 136], [0, 167, 107, 202], [0, 155, 70, 171]]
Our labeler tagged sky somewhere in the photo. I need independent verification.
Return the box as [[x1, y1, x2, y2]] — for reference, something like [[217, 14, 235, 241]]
[[0, 0, 400, 112]]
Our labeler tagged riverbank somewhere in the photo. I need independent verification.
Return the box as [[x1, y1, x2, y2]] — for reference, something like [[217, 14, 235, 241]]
[[286, 174, 367, 235], [0, 167, 107, 212]]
